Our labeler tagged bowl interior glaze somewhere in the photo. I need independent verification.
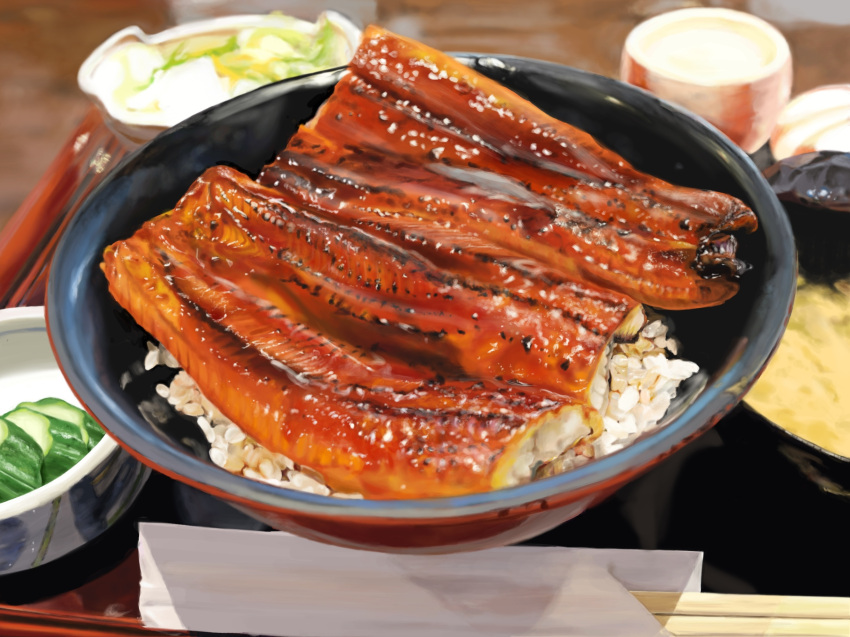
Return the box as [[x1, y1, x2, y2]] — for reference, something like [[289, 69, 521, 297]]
[[46, 56, 796, 552]]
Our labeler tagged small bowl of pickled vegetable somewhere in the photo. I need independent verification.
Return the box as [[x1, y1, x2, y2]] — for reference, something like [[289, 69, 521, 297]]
[[78, 11, 362, 145], [0, 306, 149, 575]]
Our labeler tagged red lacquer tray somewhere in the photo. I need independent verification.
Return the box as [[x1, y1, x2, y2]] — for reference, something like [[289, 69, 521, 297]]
[[0, 111, 183, 635], [1, 109, 847, 636], [0, 108, 129, 308]]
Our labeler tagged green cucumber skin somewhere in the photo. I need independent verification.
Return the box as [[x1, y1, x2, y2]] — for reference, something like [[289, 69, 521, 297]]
[[40, 412, 87, 449], [25, 398, 104, 449], [20, 399, 90, 447], [0, 399, 100, 497], [37, 412, 88, 484], [0, 475, 34, 502], [83, 418, 105, 450], [3, 408, 89, 485], [0, 416, 43, 502], [24, 397, 107, 450], [41, 450, 83, 484], [11, 407, 88, 454], [3, 409, 51, 455]]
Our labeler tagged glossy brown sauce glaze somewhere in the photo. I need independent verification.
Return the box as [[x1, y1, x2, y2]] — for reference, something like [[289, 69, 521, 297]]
[[102, 27, 756, 498], [347, 27, 757, 239], [159, 167, 626, 395], [105, 232, 599, 497]]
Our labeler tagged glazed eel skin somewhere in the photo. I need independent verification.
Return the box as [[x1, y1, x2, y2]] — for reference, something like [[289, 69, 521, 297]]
[[102, 27, 756, 499], [261, 26, 758, 309], [103, 167, 609, 497]]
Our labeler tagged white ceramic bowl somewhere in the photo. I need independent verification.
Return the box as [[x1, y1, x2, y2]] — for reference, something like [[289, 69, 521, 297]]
[[78, 11, 362, 146], [0, 306, 149, 574]]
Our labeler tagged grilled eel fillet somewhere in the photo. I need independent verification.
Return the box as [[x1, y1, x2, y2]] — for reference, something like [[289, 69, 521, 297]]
[[102, 166, 650, 498], [102, 27, 756, 498], [259, 26, 757, 309]]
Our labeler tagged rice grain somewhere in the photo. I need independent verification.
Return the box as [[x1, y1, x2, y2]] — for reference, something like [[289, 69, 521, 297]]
[[147, 315, 698, 498]]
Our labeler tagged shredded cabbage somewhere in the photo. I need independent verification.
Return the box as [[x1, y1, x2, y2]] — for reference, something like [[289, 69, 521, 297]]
[[104, 14, 352, 123]]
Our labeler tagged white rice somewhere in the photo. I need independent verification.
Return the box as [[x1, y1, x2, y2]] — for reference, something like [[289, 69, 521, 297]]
[[146, 316, 697, 497], [537, 317, 699, 479]]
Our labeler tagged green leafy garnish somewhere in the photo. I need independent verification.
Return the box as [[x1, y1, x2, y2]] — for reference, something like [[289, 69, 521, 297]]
[[163, 35, 239, 71], [119, 16, 351, 110]]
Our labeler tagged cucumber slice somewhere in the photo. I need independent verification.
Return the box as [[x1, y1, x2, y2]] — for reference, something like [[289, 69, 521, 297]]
[[32, 410, 88, 484], [4, 409, 51, 456], [0, 478, 30, 503], [3, 408, 87, 484], [41, 443, 87, 484], [83, 415, 105, 450], [24, 407, 86, 449], [24, 398, 106, 450], [20, 398, 89, 447], [0, 416, 43, 502]]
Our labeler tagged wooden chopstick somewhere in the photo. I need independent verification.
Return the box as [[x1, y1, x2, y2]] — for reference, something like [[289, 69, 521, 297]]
[[633, 591, 850, 619], [632, 591, 850, 636], [0, 604, 187, 636], [655, 614, 850, 636]]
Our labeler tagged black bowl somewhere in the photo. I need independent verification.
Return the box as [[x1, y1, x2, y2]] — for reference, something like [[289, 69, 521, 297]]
[[742, 404, 850, 498], [739, 151, 850, 497], [764, 151, 850, 280], [46, 55, 796, 552]]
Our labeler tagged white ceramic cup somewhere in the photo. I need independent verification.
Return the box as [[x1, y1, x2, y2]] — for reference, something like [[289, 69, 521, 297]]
[[620, 8, 792, 154]]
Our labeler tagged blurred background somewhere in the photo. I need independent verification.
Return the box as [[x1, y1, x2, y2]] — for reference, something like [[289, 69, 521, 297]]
[[1, 0, 849, 232]]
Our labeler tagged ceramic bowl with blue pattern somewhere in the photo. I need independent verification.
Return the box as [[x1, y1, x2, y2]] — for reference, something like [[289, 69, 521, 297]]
[[0, 306, 149, 574]]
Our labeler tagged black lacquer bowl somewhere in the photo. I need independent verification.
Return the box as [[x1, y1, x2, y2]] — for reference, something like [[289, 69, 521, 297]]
[[741, 151, 850, 498], [46, 56, 796, 553]]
